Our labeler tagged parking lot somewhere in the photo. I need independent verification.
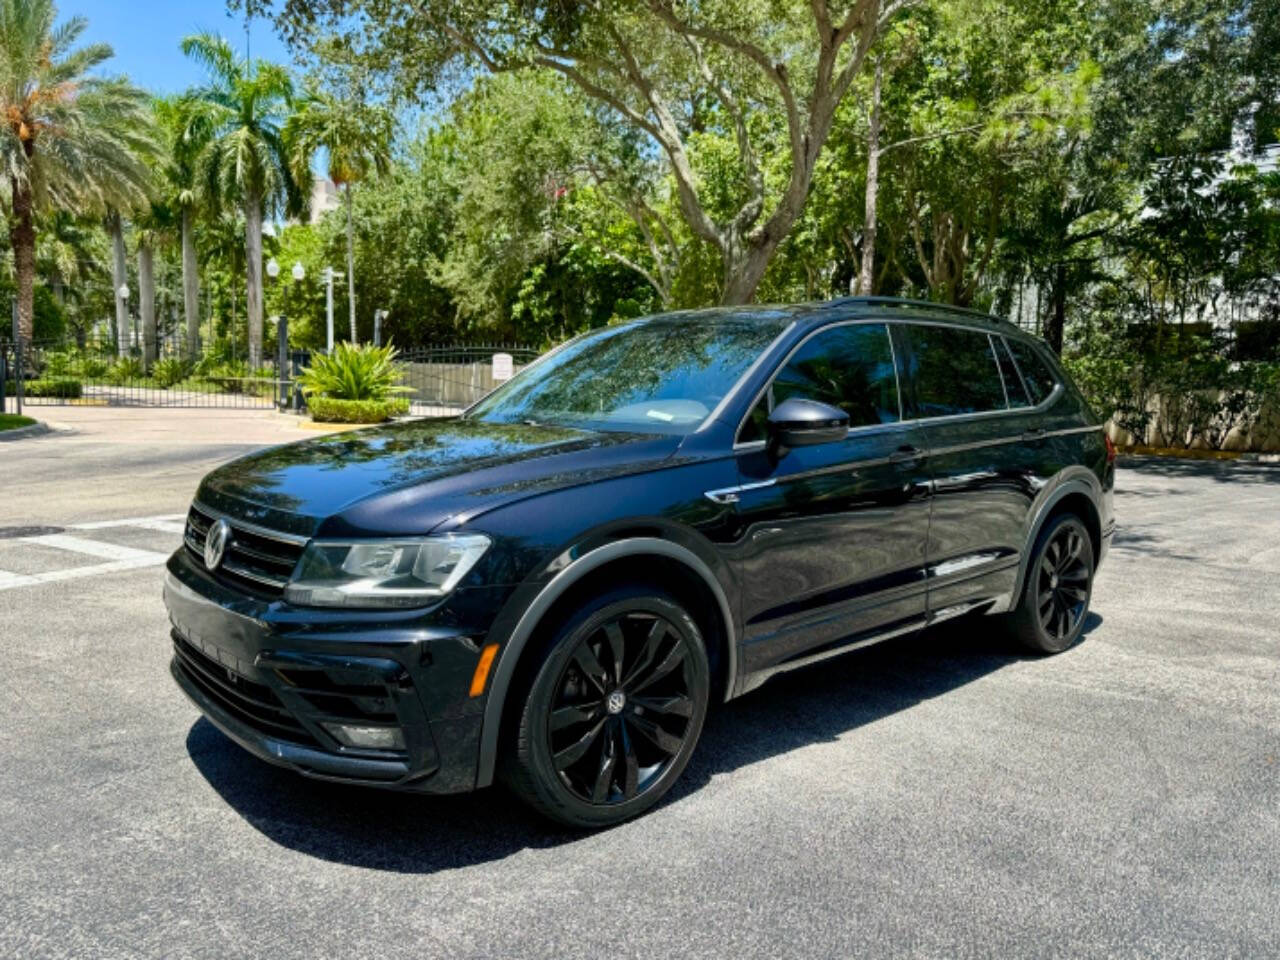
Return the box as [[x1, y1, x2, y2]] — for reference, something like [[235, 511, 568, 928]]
[[3, 410, 1278, 958]]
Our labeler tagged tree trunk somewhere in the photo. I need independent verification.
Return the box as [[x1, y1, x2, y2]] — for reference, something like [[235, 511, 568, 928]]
[[138, 242, 156, 367], [345, 184, 357, 344], [182, 207, 200, 358], [110, 213, 129, 356], [721, 235, 777, 305], [1044, 263, 1067, 354], [856, 60, 884, 297], [8, 178, 36, 347], [244, 191, 264, 368]]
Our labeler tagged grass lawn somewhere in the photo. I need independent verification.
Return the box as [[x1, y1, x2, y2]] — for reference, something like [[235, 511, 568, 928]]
[[0, 414, 36, 432]]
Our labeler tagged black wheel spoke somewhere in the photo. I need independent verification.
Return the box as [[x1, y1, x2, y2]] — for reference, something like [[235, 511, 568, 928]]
[[629, 643, 686, 693], [590, 722, 619, 803], [550, 702, 602, 732], [572, 643, 608, 694], [553, 718, 606, 770], [632, 694, 694, 719], [604, 622, 626, 685], [1061, 585, 1088, 604], [622, 618, 667, 687], [628, 715, 683, 756], [621, 722, 639, 800]]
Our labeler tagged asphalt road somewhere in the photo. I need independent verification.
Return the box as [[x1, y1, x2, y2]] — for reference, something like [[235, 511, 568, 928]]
[[2, 418, 1278, 958]]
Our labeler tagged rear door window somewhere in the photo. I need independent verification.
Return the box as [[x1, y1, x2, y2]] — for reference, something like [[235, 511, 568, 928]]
[[739, 323, 901, 443], [1004, 338, 1058, 405], [905, 325, 1009, 417]]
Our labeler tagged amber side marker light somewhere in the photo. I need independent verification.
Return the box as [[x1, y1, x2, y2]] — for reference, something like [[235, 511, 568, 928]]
[[1104, 433, 1117, 464], [469, 643, 500, 697]]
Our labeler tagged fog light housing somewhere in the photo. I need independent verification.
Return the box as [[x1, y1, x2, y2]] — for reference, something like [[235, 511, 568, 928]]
[[322, 722, 406, 752]]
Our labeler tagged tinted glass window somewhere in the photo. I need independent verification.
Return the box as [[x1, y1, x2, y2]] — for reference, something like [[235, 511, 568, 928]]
[[1005, 338, 1057, 405], [739, 323, 899, 443], [994, 338, 1030, 408], [907, 326, 1008, 417], [468, 314, 790, 435]]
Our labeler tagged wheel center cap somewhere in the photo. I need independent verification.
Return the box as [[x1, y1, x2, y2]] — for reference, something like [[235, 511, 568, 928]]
[[606, 690, 627, 715], [1049, 572, 1060, 590]]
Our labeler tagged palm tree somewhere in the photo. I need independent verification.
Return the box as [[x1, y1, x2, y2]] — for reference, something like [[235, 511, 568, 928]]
[[286, 85, 392, 344], [181, 32, 304, 368], [0, 0, 155, 346], [154, 95, 214, 356]]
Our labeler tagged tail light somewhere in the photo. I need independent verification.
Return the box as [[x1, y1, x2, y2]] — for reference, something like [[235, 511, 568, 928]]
[[1104, 433, 1117, 464]]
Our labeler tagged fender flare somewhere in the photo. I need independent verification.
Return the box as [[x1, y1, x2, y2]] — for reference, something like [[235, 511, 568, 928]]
[[474, 537, 737, 788], [1008, 471, 1103, 605]]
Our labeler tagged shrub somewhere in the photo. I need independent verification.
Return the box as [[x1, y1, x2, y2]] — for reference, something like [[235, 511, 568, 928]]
[[5, 378, 82, 398], [105, 356, 145, 385], [297, 342, 409, 402], [77, 355, 110, 379], [307, 396, 410, 423], [152, 356, 193, 389]]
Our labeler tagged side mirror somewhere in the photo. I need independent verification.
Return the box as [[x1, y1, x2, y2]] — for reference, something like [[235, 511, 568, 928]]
[[766, 397, 849, 455]]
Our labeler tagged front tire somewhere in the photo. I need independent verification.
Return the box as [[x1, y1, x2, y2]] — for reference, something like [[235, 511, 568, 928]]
[[1006, 513, 1095, 654], [502, 585, 710, 828]]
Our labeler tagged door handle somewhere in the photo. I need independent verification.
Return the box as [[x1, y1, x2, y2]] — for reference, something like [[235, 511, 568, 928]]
[[888, 444, 922, 464]]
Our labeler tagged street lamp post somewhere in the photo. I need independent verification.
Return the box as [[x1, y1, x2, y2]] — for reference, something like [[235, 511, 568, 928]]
[[116, 283, 131, 354]]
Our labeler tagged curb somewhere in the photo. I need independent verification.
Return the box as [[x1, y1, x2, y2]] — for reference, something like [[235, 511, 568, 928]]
[[0, 421, 51, 442]]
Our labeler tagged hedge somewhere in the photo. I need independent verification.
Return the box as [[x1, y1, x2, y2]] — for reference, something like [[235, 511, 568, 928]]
[[307, 396, 410, 423], [4, 378, 83, 398]]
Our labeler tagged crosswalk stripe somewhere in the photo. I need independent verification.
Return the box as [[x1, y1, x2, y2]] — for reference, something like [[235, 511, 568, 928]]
[[0, 555, 166, 592], [19, 533, 169, 563], [69, 514, 185, 530]]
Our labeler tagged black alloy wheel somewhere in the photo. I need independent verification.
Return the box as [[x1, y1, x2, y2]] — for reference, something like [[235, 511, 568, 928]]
[[504, 587, 709, 828], [1007, 513, 1095, 654]]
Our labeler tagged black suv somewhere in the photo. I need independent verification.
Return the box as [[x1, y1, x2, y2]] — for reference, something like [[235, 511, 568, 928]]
[[166, 297, 1115, 827]]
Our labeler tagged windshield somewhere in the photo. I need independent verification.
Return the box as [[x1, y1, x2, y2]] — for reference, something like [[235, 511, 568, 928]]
[[467, 313, 792, 434]]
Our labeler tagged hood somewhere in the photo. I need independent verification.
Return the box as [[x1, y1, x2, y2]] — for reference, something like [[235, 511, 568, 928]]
[[196, 417, 681, 537]]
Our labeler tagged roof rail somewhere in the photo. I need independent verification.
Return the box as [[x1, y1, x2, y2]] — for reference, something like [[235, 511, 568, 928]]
[[823, 295, 1017, 328]]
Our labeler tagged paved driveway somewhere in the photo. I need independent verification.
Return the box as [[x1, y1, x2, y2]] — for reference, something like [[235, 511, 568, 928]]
[[2, 417, 1277, 958]]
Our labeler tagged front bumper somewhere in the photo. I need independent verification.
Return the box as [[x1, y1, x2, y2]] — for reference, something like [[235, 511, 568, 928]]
[[164, 551, 502, 794]]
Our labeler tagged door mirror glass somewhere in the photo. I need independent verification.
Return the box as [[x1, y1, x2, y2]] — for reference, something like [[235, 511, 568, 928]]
[[767, 397, 849, 450]]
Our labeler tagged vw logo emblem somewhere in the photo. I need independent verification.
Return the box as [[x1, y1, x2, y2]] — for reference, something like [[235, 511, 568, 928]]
[[606, 690, 627, 715], [204, 518, 231, 571]]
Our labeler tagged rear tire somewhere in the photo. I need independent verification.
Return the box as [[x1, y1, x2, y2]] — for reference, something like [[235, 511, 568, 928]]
[[1006, 513, 1095, 655], [501, 584, 710, 828]]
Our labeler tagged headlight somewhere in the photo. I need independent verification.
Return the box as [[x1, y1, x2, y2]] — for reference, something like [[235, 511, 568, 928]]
[[283, 534, 491, 608]]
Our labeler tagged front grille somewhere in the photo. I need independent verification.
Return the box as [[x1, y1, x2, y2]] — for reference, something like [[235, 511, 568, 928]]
[[184, 502, 306, 598], [173, 633, 318, 746]]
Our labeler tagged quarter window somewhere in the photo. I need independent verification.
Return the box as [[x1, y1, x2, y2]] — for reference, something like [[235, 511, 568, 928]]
[[1005, 338, 1057, 405], [739, 323, 900, 443], [994, 338, 1031, 408], [906, 325, 1008, 417]]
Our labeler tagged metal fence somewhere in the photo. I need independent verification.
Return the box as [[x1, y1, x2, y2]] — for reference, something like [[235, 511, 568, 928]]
[[0, 334, 540, 415]]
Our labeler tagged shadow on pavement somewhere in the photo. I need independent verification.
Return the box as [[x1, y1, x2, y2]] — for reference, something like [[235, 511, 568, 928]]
[[187, 612, 1103, 873], [1120, 455, 1280, 485]]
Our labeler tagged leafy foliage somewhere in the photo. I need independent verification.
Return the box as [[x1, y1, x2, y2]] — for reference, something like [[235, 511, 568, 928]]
[[297, 341, 409, 401], [306, 395, 409, 423]]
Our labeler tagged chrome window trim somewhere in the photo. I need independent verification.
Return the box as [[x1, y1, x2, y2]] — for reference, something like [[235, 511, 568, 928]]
[[731, 317, 1068, 452], [989, 334, 1011, 409], [191, 501, 310, 546], [995, 335, 1034, 407]]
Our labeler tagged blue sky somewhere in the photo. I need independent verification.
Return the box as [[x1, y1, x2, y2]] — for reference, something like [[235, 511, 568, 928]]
[[71, 1, 294, 93]]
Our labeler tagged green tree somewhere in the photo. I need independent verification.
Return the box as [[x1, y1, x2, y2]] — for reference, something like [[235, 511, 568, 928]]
[[244, 0, 918, 305], [182, 32, 304, 366], [155, 95, 216, 355], [0, 0, 154, 345], [285, 82, 392, 344]]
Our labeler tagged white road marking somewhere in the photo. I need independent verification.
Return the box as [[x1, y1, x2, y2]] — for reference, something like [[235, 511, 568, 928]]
[[0, 570, 39, 589], [20, 533, 168, 563], [0, 555, 166, 591], [0, 515, 183, 592], [69, 514, 185, 530]]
